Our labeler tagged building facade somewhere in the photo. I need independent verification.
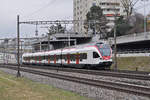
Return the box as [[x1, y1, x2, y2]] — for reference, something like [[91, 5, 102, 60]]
[[73, 0, 126, 34]]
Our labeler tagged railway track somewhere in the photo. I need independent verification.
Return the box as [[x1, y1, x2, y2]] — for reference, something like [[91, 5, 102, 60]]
[[0, 65, 150, 98], [3, 64, 150, 81]]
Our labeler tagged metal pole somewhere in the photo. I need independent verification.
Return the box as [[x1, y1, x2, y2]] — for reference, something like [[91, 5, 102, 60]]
[[3, 47, 5, 65], [142, 0, 148, 38], [69, 31, 71, 47], [48, 34, 50, 50], [20, 41, 23, 65], [114, 22, 117, 70], [68, 29, 70, 47], [114, 0, 117, 70], [17, 15, 21, 77], [6, 42, 8, 64], [144, 0, 146, 32], [40, 38, 42, 51]]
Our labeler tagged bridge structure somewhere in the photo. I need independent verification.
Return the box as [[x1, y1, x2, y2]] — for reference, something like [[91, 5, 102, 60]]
[[109, 32, 150, 54]]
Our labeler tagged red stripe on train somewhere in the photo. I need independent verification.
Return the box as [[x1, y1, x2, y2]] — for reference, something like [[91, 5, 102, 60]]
[[54, 55, 56, 64], [76, 54, 79, 64], [48, 55, 50, 64], [67, 54, 70, 64]]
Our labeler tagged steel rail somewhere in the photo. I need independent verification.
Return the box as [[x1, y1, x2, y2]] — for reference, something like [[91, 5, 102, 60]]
[[0, 65, 150, 98], [1, 64, 150, 81]]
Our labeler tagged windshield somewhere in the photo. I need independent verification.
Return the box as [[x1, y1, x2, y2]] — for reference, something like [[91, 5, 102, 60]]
[[97, 44, 111, 57]]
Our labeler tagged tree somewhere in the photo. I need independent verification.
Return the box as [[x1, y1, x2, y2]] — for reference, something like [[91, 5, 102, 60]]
[[121, 0, 139, 17], [84, 5, 108, 39], [126, 13, 144, 34], [108, 13, 144, 37], [108, 16, 132, 37], [57, 24, 65, 33]]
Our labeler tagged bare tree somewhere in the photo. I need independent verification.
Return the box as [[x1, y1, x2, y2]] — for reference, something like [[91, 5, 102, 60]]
[[121, 0, 139, 17]]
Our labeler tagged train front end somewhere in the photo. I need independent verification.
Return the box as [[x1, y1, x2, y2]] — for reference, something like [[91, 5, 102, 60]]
[[96, 43, 113, 68]]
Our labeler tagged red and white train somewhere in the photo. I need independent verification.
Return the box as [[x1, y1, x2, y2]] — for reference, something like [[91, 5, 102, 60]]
[[22, 42, 113, 69]]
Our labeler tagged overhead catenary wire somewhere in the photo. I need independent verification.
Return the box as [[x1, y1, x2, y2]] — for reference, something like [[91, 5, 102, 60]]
[[22, 0, 57, 19]]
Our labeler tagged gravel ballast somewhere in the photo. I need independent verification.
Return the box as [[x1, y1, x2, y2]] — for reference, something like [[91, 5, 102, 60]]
[[0, 67, 150, 100]]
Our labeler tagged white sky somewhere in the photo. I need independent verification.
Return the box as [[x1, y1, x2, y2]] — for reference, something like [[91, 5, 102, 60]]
[[0, 0, 150, 39], [0, 0, 73, 38]]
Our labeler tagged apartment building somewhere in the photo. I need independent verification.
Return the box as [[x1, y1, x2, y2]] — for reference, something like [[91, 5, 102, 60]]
[[73, 0, 126, 34]]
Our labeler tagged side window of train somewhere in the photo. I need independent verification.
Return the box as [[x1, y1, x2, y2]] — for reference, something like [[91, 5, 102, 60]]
[[79, 53, 86, 61], [50, 55, 53, 61], [83, 53, 87, 59], [45, 56, 49, 60], [56, 55, 60, 61], [70, 54, 75, 61], [93, 52, 100, 58]]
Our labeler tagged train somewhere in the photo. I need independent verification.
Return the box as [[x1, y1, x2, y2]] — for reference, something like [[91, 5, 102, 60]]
[[0, 53, 17, 64], [22, 42, 113, 69]]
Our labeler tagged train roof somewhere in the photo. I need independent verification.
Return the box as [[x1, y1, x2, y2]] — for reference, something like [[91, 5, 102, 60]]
[[22, 42, 108, 56], [67, 42, 104, 49]]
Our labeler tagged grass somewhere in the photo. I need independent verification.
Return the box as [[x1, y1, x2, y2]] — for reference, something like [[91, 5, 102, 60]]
[[0, 71, 92, 100], [111, 57, 150, 72]]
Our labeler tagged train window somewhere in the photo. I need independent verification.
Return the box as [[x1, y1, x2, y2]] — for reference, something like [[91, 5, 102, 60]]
[[29, 57, 31, 60], [50, 55, 52, 61], [45, 56, 48, 60], [83, 53, 87, 59], [56, 55, 60, 61], [62, 55, 66, 60], [34, 56, 36, 60], [63, 54, 67, 61], [41, 56, 45, 60], [23, 57, 25, 60], [50, 55, 54, 61], [93, 52, 100, 58], [70, 54, 75, 61], [26, 57, 28, 61], [73, 54, 76, 61], [80, 53, 87, 60]]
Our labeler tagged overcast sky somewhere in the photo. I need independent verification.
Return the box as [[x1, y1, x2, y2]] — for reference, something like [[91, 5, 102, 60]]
[[0, 0, 73, 38], [0, 0, 150, 39]]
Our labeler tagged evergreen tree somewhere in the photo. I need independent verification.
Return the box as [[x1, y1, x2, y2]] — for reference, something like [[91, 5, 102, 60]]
[[84, 5, 108, 39]]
